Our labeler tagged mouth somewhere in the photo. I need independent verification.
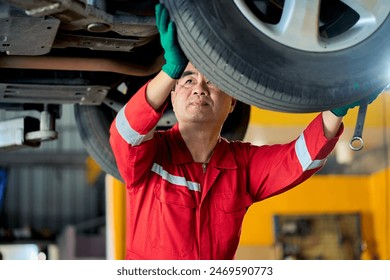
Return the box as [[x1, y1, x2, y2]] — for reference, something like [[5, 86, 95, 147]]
[[190, 101, 209, 106], [189, 97, 210, 107]]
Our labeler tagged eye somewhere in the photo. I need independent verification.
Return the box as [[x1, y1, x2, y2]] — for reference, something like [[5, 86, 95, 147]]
[[206, 80, 215, 86], [178, 76, 196, 87]]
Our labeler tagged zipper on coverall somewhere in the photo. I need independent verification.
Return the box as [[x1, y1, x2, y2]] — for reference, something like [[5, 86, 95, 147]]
[[197, 162, 207, 258]]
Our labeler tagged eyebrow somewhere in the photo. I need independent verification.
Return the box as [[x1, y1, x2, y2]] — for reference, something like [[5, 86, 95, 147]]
[[180, 70, 197, 78]]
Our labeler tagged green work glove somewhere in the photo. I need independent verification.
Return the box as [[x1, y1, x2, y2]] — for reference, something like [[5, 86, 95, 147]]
[[330, 89, 383, 117], [155, 4, 188, 79]]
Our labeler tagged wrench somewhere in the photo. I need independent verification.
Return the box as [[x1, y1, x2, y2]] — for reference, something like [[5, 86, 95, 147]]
[[349, 98, 369, 151]]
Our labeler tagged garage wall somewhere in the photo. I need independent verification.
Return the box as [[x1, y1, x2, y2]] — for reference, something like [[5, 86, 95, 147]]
[[0, 105, 105, 235], [236, 161, 390, 260], [2, 166, 101, 233]]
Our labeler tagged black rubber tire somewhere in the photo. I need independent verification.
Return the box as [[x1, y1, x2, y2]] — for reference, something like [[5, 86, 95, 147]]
[[74, 101, 250, 181], [162, 0, 390, 113], [74, 104, 122, 180]]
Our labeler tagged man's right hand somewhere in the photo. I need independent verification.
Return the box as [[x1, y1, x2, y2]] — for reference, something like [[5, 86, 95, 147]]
[[156, 4, 188, 79]]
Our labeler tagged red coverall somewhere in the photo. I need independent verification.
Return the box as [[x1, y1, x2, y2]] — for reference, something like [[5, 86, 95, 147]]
[[109, 82, 343, 260]]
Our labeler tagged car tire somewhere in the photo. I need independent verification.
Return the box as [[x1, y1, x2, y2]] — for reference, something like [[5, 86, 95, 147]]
[[162, 0, 390, 112], [74, 104, 122, 180]]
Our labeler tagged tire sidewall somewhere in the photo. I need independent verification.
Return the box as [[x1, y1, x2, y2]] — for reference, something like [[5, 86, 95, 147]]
[[164, 0, 390, 112]]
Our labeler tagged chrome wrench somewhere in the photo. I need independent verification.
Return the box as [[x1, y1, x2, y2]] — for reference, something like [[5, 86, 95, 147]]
[[349, 98, 369, 151]]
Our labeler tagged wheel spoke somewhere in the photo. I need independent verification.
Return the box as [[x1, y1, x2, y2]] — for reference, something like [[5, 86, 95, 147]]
[[234, 0, 389, 51], [274, 0, 322, 48], [340, 0, 377, 26]]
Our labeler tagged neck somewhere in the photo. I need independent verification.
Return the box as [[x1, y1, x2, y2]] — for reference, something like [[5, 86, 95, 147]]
[[179, 123, 220, 163]]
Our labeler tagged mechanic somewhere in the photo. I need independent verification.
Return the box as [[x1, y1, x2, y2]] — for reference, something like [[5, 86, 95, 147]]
[[109, 4, 380, 259]]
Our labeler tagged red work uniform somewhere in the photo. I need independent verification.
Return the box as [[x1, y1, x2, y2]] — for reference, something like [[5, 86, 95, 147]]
[[109, 82, 343, 260]]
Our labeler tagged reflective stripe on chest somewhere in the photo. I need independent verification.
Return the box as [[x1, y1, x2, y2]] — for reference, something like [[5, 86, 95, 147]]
[[151, 163, 201, 192]]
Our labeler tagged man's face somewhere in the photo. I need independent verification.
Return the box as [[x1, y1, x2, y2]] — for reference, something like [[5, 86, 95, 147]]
[[171, 63, 236, 126]]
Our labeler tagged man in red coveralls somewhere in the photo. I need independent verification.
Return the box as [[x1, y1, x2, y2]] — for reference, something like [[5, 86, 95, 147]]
[[109, 4, 379, 259]]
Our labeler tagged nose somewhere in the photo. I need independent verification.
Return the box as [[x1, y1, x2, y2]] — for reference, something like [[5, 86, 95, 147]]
[[192, 77, 209, 96]]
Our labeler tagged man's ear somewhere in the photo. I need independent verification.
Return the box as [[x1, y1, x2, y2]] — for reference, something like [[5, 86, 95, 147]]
[[230, 98, 237, 113], [170, 88, 176, 108]]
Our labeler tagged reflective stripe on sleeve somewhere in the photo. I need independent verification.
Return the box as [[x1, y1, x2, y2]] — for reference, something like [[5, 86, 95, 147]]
[[115, 104, 153, 146], [151, 163, 201, 192], [295, 133, 327, 171]]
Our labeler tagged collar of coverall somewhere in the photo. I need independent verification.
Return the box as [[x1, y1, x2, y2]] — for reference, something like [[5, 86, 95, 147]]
[[167, 123, 238, 170]]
